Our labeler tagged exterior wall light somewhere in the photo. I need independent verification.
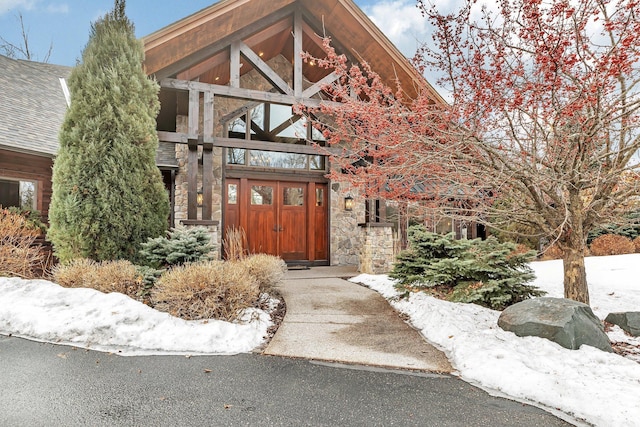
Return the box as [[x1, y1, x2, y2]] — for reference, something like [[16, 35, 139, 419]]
[[344, 194, 354, 212], [197, 189, 204, 207]]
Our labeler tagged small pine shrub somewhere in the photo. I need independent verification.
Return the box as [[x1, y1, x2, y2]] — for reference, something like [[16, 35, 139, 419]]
[[151, 261, 259, 321], [589, 234, 635, 256], [0, 207, 46, 279], [633, 236, 640, 253], [391, 226, 544, 310], [139, 227, 213, 268], [239, 254, 287, 292], [53, 258, 143, 299]]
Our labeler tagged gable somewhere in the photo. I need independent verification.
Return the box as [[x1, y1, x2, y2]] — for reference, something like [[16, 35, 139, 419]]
[[142, 0, 443, 103]]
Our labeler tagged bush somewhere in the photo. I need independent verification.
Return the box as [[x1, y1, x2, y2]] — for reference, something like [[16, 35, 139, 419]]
[[139, 227, 213, 268], [239, 254, 287, 292], [53, 258, 143, 299], [0, 207, 46, 279], [390, 226, 544, 310], [589, 234, 635, 256], [634, 236, 640, 253], [539, 243, 563, 260], [151, 261, 259, 321]]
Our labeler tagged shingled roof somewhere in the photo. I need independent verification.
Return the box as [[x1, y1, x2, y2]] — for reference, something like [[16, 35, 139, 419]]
[[0, 54, 72, 157], [0, 54, 178, 167]]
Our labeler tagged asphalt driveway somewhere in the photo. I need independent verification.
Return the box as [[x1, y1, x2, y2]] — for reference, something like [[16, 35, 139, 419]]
[[0, 336, 574, 426]]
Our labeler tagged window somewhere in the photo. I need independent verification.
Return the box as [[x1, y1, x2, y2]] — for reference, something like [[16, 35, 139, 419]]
[[315, 188, 324, 207], [0, 178, 36, 210], [226, 148, 325, 171], [227, 184, 238, 204], [283, 187, 304, 206], [251, 186, 273, 205]]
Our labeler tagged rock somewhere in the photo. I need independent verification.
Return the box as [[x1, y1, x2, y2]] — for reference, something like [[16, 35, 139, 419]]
[[498, 297, 613, 352], [605, 312, 640, 337]]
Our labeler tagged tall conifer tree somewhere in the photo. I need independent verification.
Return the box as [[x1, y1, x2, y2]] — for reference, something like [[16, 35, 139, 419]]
[[49, 0, 169, 262]]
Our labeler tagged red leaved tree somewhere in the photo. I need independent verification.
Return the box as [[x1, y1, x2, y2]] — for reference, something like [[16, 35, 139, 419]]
[[303, 0, 640, 304]]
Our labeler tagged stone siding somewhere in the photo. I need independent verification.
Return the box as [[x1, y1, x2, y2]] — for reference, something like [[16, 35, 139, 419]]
[[329, 183, 363, 266], [359, 224, 395, 274]]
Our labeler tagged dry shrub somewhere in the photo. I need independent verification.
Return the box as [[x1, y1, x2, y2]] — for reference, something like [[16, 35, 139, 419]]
[[633, 236, 640, 253], [0, 208, 45, 279], [239, 253, 287, 292], [590, 234, 635, 256], [151, 261, 259, 321], [53, 259, 143, 298], [539, 243, 563, 260], [224, 226, 248, 261]]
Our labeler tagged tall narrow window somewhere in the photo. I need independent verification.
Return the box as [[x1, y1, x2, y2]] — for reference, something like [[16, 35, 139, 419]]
[[228, 184, 238, 204]]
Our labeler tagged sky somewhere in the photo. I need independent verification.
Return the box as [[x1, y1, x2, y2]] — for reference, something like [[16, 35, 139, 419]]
[[2, 254, 640, 426], [0, 0, 443, 67]]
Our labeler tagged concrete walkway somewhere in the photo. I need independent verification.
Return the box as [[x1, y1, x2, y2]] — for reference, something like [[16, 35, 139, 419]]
[[264, 266, 452, 373]]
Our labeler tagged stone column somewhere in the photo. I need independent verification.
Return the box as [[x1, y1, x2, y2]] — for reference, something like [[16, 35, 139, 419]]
[[359, 223, 394, 274]]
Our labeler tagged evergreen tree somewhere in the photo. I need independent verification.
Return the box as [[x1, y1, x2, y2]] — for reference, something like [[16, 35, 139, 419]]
[[391, 226, 544, 310], [48, 0, 169, 263]]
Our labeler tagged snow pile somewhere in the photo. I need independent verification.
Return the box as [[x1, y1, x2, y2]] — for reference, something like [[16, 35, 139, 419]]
[[0, 277, 271, 356], [354, 254, 640, 427]]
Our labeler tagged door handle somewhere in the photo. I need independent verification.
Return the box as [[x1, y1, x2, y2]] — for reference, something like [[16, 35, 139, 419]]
[[272, 225, 284, 232]]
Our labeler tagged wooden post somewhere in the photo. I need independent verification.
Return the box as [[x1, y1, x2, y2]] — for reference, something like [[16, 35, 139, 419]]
[[202, 90, 214, 221], [187, 138, 198, 219]]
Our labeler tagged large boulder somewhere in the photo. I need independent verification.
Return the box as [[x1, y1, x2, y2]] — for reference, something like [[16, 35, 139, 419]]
[[605, 312, 640, 337], [498, 297, 613, 352]]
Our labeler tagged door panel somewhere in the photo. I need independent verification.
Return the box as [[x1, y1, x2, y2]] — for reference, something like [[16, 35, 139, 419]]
[[280, 184, 307, 260], [314, 184, 328, 261], [247, 182, 277, 255]]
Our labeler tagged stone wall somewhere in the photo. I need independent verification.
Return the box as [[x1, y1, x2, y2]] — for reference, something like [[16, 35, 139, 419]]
[[359, 224, 394, 274], [329, 182, 364, 266]]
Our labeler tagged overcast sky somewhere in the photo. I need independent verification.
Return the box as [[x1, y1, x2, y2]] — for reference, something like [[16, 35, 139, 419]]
[[0, 0, 453, 66]]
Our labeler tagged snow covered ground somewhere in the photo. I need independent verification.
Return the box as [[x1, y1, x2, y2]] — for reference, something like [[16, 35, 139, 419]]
[[1, 255, 639, 426], [0, 277, 272, 355], [352, 254, 640, 427]]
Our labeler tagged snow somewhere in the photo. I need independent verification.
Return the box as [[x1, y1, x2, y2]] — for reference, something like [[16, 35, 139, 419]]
[[0, 277, 272, 356], [2, 255, 640, 425], [352, 254, 640, 427]]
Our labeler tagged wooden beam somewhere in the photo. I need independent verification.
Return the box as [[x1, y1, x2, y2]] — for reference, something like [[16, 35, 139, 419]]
[[302, 71, 339, 98], [160, 78, 339, 108], [239, 41, 293, 95], [293, 10, 303, 97], [188, 89, 200, 136], [230, 41, 241, 88], [269, 114, 302, 137], [202, 90, 214, 221], [202, 145, 213, 221], [187, 139, 198, 219], [157, 131, 338, 155], [203, 91, 214, 138]]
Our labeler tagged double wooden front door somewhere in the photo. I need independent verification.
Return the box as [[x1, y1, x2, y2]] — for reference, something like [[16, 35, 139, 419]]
[[224, 179, 328, 262]]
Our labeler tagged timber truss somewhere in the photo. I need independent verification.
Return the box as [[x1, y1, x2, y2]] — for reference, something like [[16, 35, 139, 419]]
[[155, 8, 348, 222]]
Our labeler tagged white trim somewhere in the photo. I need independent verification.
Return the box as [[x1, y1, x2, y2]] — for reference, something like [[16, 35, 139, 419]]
[[59, 77, 71, 107]]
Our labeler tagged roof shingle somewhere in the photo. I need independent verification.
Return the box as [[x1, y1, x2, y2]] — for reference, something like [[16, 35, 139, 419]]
[[0, 54, 72, 157]]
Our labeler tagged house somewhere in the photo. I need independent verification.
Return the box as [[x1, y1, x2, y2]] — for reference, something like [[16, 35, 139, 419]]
[[143, 0, 444, 269], [0, 55, 71, 220], [1, 0, 445, 271]]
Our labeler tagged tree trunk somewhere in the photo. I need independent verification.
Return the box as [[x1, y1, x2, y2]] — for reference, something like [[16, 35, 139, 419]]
[[562, 245, 589, 304], [562, 189, 590, 305]]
